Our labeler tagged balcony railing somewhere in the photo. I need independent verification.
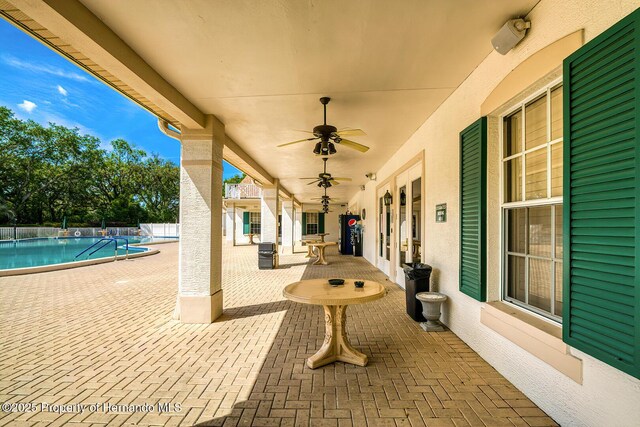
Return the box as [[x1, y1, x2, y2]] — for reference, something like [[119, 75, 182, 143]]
[[225, 183, 262, 199]]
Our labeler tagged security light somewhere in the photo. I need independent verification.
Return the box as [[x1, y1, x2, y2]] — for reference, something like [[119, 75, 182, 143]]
[[383, 190, 392, 206]]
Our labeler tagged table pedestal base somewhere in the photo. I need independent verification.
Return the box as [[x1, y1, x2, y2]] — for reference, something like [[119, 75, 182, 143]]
[[312, 247, 328, 265], [307, 305, 367, 369], [305, 245, 315, 258]]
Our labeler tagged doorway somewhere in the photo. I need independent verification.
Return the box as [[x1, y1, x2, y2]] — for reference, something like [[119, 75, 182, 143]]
[[394, 164, 422, 287], [377, 184, 391, 275]]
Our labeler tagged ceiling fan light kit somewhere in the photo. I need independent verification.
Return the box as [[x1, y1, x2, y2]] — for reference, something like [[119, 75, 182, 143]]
[[283, 96, 370, 208], [277, 97, 370, 155]]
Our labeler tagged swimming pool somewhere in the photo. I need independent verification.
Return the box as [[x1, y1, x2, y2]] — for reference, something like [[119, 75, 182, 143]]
[[0, 236, 177, 270]]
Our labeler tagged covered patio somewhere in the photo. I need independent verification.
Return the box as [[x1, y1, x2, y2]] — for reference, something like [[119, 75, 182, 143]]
[[0, 242, 555, 426], [1, 0, 640, 426]]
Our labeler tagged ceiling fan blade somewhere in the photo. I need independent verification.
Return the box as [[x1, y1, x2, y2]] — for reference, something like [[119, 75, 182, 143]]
[[331, 177, 352, 181], [337, 139, 370, 153], [307, 180, 320, 185], [300, 177, 321, 180], [331, 180, 340, 186], [293, 129, 315, 134], [336, 128, 366, 137], [277, 137, 318, 148]]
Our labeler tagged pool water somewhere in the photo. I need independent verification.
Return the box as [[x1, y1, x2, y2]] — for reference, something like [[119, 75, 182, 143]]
[[0, 236, 177, 270]]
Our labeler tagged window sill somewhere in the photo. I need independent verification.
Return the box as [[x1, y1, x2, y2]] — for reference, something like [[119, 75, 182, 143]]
[[480, 301, 583, 384]]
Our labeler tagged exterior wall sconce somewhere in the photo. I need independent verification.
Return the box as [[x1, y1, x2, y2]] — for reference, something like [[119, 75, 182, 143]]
[[400, 189, 406, 206], [383, 190, 392, 206]]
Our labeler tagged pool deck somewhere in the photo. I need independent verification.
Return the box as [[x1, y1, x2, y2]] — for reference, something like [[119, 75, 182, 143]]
[[0, 241, 557, 426]]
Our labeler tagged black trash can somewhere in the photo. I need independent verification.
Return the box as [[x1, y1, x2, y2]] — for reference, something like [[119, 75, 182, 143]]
[[403, 263, 432, 321], [258, 242, 276, 269]]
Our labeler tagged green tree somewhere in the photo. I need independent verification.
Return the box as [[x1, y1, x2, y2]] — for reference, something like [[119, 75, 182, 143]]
[[222, 172, 246, 197], [0, 107, 101, 224], [136, 155, 180, 222], [0, 106, 180, 227]]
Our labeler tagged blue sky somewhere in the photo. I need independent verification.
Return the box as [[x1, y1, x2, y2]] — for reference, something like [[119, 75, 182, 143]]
[[0, 18, 243, 179]]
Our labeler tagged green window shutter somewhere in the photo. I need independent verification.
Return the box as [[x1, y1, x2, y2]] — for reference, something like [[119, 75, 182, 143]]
[[302, 213, 307, 235], [243, 212, 250, 234], [563, 8, 640, 379], [318, 213, 325, 233], [459, 117, 487, 301]]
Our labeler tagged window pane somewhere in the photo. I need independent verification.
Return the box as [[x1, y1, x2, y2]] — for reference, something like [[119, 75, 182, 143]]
[[529, 258, 552, 312], [529, 206, 552, 257], [554, 262, 563, 316], [507, 208, 526, 253], [551, 142, 563, 197], [504, 110, 522, 157], [525, 95, 547, 149], [551, 86, 563, 140], [555, 206, 563, 258], [525, 148, 547, 200], [507, 255, 526, 303], [504, 158, 522, 202]]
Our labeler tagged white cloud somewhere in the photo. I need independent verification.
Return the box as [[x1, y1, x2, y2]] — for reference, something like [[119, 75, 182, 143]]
[[2, 55, 92, 83], [18, 100, 37, 113], [57, 85, 68, 96]]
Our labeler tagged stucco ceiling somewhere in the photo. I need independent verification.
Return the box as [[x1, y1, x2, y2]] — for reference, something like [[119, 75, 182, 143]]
[[80, 0, 538, 203]]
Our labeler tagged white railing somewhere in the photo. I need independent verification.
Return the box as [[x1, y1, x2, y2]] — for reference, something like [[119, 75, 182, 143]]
[[68, 227, 140, 237], [0, 227, 60, 240], [140, 223, 180, 237], [0, 226, 141, 240], [225, 183, 262, 199]]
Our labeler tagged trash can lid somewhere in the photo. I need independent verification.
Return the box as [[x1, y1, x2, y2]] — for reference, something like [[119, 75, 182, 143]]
[[416, 292, 447, 302]]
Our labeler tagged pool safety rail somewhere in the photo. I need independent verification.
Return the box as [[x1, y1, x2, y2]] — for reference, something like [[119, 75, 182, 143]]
[[75, 237, 129, 260]]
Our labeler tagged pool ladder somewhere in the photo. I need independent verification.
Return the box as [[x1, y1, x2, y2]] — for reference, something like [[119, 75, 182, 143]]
[[74, 237, 129, 260]]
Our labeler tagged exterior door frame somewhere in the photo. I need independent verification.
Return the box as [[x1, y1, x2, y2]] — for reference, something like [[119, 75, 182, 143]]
[[375, 151, 425, 282], [376, 183, 392, 275]]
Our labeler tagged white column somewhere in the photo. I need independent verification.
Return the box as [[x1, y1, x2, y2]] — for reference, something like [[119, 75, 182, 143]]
[[225, 204, 235, 243], [294, 205, 303, 252], [280, 198, 294, 255], [177, 115, 224, 323], [235, 208, 245, 244], [261, 180, 280, 264]]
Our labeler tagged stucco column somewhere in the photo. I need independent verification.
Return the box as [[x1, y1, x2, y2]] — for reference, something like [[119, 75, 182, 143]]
[[225, 204, 235, 243], [294, 205, 303, 252], [234, 208, 244, 244], [261, 180, 280, 264], [281, 198, 294, 255], [176, 115, 225, 323]]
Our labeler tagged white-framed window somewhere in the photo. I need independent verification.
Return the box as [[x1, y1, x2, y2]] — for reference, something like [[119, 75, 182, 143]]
[[501, 80, 563, 321], [250, 212, 261, 234], [306, 212, 318, 235]]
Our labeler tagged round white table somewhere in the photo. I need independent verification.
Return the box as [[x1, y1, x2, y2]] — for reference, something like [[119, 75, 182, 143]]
[[283, 279, 387, 369]]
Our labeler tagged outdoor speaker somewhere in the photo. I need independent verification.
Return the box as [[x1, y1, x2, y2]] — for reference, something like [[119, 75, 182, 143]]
[[491, 19, 531, 55]]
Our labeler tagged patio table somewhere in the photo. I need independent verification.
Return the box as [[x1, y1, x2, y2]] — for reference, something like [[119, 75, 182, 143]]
[[245, 233, 257, 244], [317, 233, 329, 242], [302, 239, 321, 257], [308, 241, 337, 265], [283, 279, 386, 369]]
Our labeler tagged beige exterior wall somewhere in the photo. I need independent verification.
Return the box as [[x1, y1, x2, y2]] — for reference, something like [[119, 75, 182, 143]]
[[302, 204, 344, 243], [349, 1, 640, 425]]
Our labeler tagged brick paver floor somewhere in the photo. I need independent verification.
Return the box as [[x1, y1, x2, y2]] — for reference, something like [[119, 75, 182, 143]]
[[0, 242, 557, 426]]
